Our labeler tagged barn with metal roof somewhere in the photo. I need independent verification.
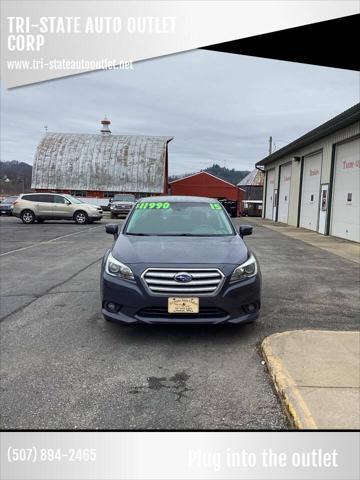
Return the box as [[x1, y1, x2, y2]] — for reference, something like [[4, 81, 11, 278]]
[[238, 168, 264, 200], [31, 118, 173, 198], [237, 168, 264, 217]]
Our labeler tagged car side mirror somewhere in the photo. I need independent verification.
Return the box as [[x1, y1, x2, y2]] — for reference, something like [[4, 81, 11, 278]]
[[66, 200, 71, 205], [109, 198, 113, 203], [239, 225, 253, 237], [105, 224, 119, 239]]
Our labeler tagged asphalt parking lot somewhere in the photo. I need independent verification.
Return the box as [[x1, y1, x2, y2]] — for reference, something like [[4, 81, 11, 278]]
[[0, 215, 358, 430]]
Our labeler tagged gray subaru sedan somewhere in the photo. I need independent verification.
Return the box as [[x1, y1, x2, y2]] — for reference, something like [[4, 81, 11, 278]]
[[101, 196, 261, 325]]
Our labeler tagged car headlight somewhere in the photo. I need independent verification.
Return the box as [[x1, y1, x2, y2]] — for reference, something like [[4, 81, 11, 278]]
[[105, 252, 134, 280], [230, 254, 257, 283]]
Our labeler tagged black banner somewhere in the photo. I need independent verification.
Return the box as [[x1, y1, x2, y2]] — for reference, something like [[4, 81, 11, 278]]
[[202, 14, 360, 71]]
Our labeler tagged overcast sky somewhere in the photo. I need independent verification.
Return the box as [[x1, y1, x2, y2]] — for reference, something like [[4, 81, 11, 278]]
[[1, 50, 359, 175]]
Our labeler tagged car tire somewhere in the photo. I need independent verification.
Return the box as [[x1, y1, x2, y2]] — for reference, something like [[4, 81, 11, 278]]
[[74, 210, 88, 224], [110, 213, 118, 219], [20, 209, 36, 224]]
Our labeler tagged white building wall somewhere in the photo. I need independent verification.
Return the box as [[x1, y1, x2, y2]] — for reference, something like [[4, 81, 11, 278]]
[[265, 168, 275, 219], [330, 137, 360, 242], [278, 163, 292, 223]]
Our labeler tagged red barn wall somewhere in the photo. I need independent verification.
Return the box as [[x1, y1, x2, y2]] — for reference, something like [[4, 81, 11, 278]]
[[169, 172, 245, 216], [169, 172, 242, 201]]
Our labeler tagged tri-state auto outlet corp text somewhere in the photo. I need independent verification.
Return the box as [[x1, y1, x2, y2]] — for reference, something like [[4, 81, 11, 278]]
[[7, 16, 177, 51]]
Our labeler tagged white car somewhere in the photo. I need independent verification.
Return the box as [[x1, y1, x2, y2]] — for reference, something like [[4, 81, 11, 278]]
[[12, 193, 103, 224]]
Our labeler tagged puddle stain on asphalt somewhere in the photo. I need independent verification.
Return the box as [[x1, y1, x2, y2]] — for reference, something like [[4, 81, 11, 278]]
[[147, 376, 168, 391], [129, 371, 191, 402]]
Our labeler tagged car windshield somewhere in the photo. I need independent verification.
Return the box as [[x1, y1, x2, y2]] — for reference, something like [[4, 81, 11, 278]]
[[113, 194, 136, 202], [3, 197, 17, 203], [125, 201, 235, 236], [64, 195, 84, 204]]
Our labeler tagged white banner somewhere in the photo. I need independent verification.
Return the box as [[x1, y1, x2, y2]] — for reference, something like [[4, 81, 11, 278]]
[[1, 431, 359, 479], [1, 0, 358, 88]]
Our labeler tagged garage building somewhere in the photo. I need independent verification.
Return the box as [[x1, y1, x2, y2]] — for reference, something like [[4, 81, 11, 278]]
[[169, 171, 245, 216], [256, 103, 360, 242], [31, 118, 173, 198]]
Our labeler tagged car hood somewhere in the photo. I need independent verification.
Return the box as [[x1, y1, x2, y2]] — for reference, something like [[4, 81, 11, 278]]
[[112, 235, 248, 265]]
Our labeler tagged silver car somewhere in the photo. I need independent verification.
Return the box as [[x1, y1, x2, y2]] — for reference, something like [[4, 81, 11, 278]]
[[12, 193, 103, 224], [109, 194, 136, 219]]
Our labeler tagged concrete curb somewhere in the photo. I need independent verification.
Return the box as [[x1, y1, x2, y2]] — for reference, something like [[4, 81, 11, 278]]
[[261, 331, 318, 429]]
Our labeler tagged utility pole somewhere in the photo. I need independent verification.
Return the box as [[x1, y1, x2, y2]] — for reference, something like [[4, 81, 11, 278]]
[[268, 136, 273, 155]]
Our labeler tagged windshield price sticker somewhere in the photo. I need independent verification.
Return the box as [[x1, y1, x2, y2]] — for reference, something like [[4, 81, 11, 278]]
[[210, 203, 222, 210], [136, 202, 170, 209]]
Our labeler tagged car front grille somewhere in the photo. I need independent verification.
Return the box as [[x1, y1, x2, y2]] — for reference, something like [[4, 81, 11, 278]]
[[142, 268, 225, 296], [115, 204, 130, 209]]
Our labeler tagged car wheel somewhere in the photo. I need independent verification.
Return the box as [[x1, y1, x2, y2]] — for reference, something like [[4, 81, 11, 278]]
[[110, 213, 118, 219], [74, 210, 88, 224], [21, 210, 35, 224]]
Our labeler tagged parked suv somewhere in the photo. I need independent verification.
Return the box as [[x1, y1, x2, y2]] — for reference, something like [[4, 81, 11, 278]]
[[109, 194, 136, 219], [12, 193, 103, 224]]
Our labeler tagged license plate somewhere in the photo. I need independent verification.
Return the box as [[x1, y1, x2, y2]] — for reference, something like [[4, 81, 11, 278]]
[[168, 297, 199, 314]]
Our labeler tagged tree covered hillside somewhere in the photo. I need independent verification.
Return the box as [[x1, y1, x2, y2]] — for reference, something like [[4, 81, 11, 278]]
[[169, 164, 250, 185]]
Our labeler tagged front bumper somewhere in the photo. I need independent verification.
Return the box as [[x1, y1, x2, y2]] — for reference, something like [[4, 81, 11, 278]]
[[88, 211, 103, 220], [110, 208, 131, 216], [0, 207, 13, 215], [101, 268, 261, 325]]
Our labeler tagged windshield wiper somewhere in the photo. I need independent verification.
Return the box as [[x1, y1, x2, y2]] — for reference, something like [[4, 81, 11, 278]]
[[126, 232, 151, 236], [156, 233, 208, 237], [158, 233, 231, 237]]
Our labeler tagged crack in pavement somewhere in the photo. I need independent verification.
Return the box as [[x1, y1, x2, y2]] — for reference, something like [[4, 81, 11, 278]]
[[0, 226, 104, 257], [0, 257, 103, 323]]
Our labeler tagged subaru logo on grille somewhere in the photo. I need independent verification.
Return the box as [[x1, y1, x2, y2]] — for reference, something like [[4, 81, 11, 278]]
[[174, 272, 193, 283]]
